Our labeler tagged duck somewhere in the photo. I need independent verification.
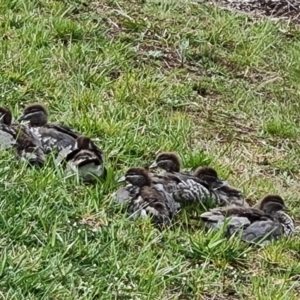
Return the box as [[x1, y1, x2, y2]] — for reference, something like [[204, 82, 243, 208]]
[[252, 197, 294, 237], [200, 195, 294, 245], [149, 152, 219, 207], [0, 106, 45, 166], [18, 103, 79, 155], [149, 152, 200, 177], [117, 167, 180, 226], [62, 135, 106, 183], [193, 166, 248, 207], [149, 152, 182, 173]]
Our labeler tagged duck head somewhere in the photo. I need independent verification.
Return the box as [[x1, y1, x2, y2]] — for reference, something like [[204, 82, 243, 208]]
[[194, 166, 218, 179], [76, 135, 94, 150], [259, 195, 290, 215], [149, 152, 181, 172], [18, 103, 48, 126], [194, 166, 222, 185], [118, 167, 152, 187], [0, 107, 12, 126]]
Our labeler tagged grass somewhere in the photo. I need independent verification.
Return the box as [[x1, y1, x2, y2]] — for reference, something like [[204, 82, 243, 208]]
[[0, 0, 300, 298]]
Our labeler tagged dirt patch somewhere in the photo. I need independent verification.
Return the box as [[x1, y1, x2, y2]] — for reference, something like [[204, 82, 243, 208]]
[[134, 43, 207, 75], [78, 214, 107, 230], [210, 0, 300, 24]]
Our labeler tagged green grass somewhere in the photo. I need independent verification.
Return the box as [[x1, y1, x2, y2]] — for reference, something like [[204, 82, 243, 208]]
[[1, 0, 300, 298]]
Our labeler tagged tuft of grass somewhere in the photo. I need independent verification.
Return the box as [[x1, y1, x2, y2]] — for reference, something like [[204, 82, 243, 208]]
[[1, 0, 300, 298], [185, 228, 252, 268], [264, 119, 298, 138]]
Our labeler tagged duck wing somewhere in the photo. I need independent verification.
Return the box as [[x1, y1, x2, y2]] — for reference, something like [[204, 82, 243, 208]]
[[150, 172, 216, 206], [174, 178, 217, 206], [0, 124, 16, 149], [159, 188, 181, 214], [198, 176, 246, 207], [201, 206, 268, 235], [166, 171, 220, 204], [196, 173, 247, 208], [32, 127, 77, 154], [241, 219, 283, 245], [171, 171, 211, 189], [215, 185, 247, 207], [201, 210, 251, 233], [45, 123, 80, 139]]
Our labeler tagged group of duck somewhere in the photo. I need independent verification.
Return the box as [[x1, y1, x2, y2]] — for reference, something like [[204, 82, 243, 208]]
[[0, 103, 295, 245], [115, 152, 295, 246], [0, 103, 105, 181]]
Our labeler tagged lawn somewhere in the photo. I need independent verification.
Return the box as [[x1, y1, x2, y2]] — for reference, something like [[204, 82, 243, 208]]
[[1, 0, 300, 299]]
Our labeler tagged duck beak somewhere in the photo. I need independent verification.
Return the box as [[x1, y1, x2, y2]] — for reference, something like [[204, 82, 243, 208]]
[[117, 175, 126, 183], [149, 161, 158, 169], [18, 114, 27, 121]]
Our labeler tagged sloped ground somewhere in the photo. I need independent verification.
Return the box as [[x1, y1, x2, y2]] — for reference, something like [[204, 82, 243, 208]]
[[0, 0, 300, 299]]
